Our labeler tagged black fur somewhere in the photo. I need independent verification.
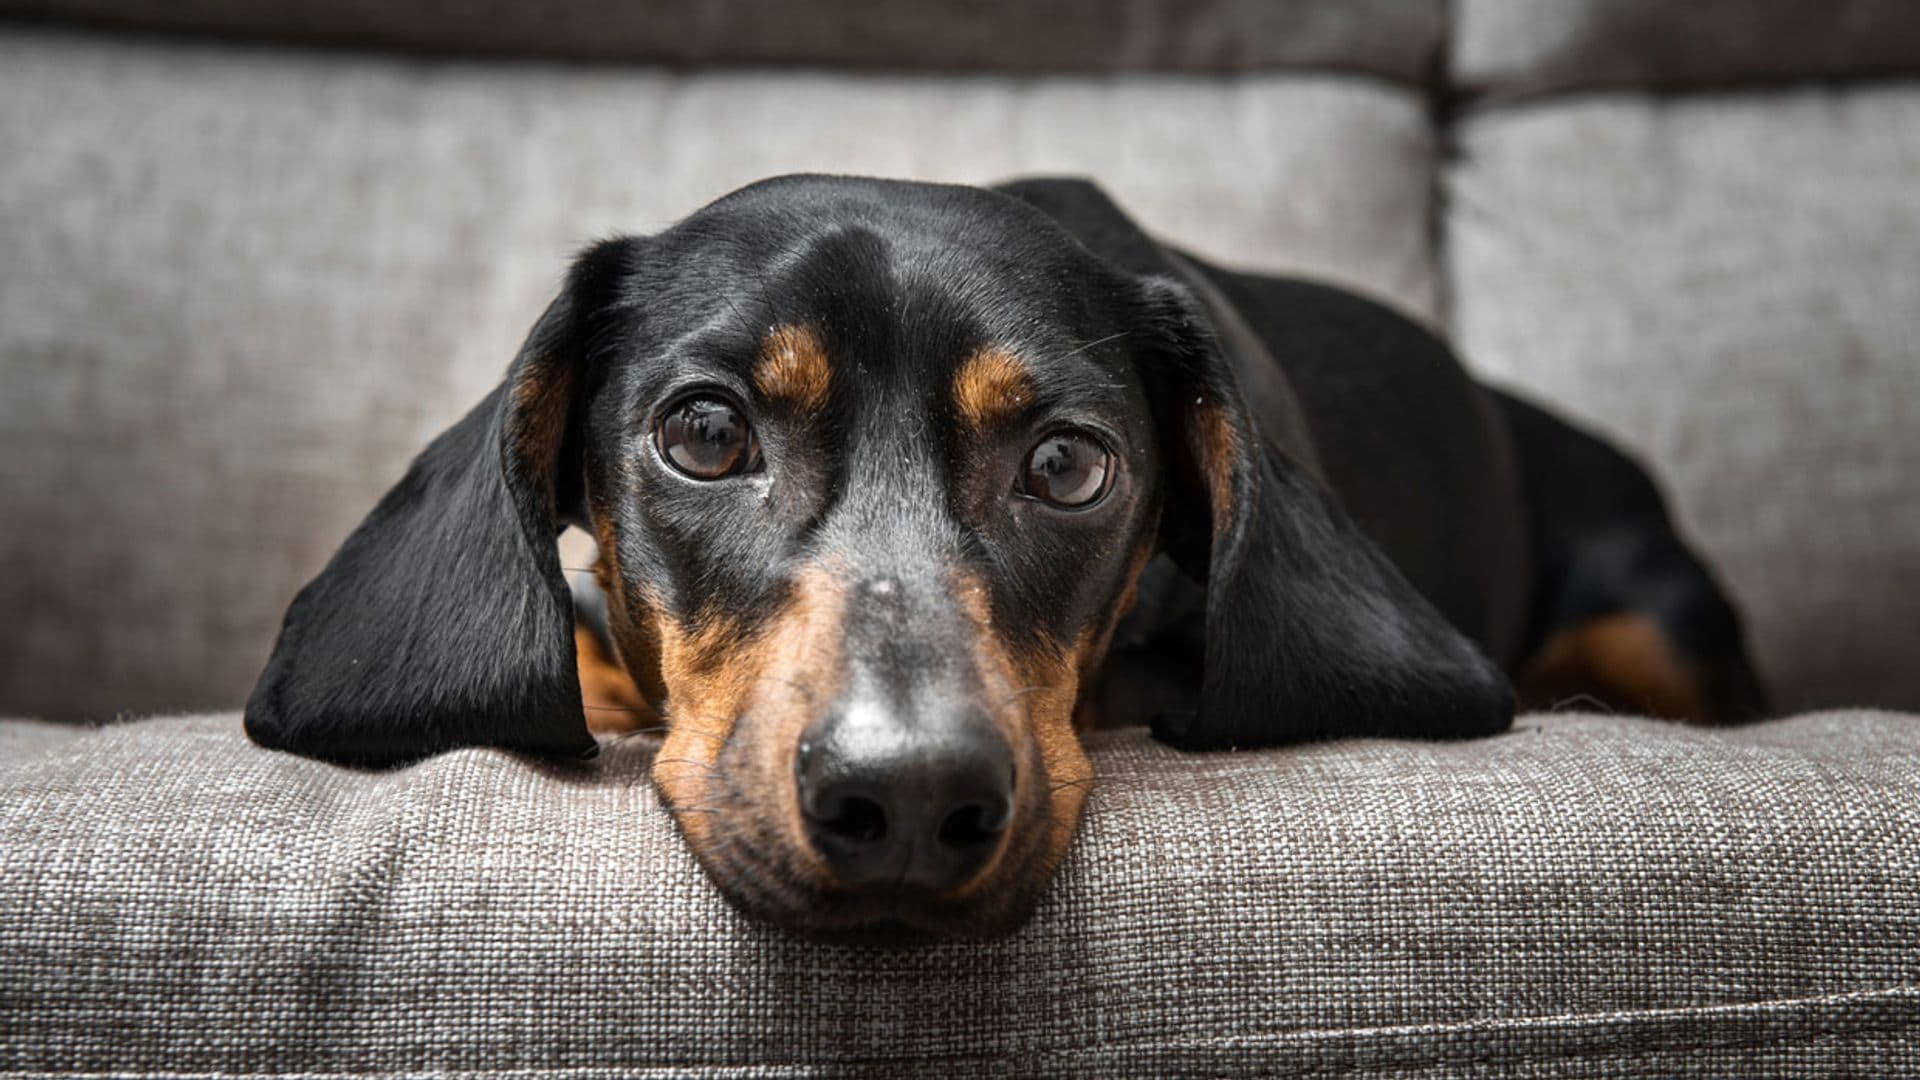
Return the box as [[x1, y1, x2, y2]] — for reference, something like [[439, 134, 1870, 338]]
[[242, 248, 631, 766], [246, 174, 1762, 770], [1003, 178, 1516, 746], [1495, 390, 1765, 720]]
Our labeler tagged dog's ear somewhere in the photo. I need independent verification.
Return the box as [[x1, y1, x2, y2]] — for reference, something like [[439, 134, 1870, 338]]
[[1130, 278, 1514, 749], [245, 240, 636, 766]]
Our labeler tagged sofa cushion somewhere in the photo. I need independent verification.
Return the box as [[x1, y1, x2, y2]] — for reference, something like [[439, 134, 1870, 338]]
[[1453, 0, 1920, 101], [0, 0, 1445, 78], [1445, 87, 1920, 712], [0, 29, 1441, 721], [2, 712, 1916, 1076]]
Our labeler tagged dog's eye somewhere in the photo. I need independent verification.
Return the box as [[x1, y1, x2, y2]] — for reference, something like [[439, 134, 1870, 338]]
[[656, 394, 762, 480], [1021, 430, 1113, 508]]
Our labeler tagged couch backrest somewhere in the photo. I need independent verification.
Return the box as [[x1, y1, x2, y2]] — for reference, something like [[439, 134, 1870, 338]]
[[1, 0, 1915, 719], [0, 0, 1445, 76], [1443, 0, 1920, 710]]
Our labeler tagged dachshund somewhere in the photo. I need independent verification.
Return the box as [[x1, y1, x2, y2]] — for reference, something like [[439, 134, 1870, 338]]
[[245, 175, 1764, 939]]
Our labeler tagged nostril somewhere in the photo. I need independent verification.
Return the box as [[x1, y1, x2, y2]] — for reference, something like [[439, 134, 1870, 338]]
[[937, 800, 1008, 849], [814, 793, 888, 844]]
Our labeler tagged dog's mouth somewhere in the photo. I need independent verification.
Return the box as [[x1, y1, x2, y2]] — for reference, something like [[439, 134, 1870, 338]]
[[649, 714, 1086, 942], [670, 805, 1068, 943]]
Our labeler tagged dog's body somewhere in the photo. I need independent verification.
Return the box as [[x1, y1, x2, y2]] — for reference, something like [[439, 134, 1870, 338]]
[[246, 176, 1762, 938], [1026, 179, 1763, 733]]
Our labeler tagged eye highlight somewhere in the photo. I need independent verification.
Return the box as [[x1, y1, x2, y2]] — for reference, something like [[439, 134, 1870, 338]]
[[1021, 430, 1113, 509], [656, 393, 762, 480]]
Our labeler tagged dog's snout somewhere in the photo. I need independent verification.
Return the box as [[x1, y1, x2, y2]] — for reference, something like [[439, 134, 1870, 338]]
[[796, 702, 1014, 893]]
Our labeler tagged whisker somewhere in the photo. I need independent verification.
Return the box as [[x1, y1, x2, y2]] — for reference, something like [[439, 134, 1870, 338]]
[[718, 289, 759, 337], [590, 716, 726, 745], [766, 674, 823, 704], [597, 731, 659, 749], [1549, 693, 1614, 714], [1063, 330, 1130, 358], [594, 724, 666, 735], [652, 757, 730, 778], [997, 685, 1052, 706]]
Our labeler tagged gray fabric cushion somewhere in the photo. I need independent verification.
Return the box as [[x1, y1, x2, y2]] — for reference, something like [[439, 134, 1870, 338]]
[[1454, 0, 1920, 101], [1445, 87, 1920, 712], [0, 718, 86, 758], [0, 0, 1445, 78], [3, 711, 1917, 1075], [0, 30, 1442, 721]]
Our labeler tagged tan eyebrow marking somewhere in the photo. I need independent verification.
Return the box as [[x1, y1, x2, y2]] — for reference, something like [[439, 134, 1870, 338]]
[[952, 346, 1035, 432], [753, 324, 831, 412]]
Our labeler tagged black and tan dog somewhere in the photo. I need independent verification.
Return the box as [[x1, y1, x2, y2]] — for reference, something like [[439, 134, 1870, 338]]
[[245, 175, 1763, 938]]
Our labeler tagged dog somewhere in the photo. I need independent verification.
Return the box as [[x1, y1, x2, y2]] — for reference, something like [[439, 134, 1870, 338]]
[[245, 175, 1764, 939]]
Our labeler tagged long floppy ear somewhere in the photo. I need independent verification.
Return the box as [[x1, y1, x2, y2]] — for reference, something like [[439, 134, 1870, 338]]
[[1133, 279, 1515, 750], [245, 242, 633, 766]]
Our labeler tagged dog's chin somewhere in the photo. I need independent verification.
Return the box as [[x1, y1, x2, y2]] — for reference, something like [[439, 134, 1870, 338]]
[[710, 875, 1052, 945], [663, 742, 1078, 943], [681, 823, 1060, 944]]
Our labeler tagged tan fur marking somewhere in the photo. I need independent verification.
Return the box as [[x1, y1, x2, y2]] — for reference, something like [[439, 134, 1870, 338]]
[[1187, 397, 1238, 525], [568, 525, 666, 738], [753, 324, 831, 412], [589, 536, 669, 711], [575, 626, 658, 735], [507, 356, 577, 500], [649, 568, 847, 865], [951, 570, 1091, 900], [952, 346, 1035, 432], [1518, 612, 1710, 723], [1072, 539, 1156, 733]]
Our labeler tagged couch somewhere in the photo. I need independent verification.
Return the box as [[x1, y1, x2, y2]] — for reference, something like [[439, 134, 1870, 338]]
[[2, 1, 1916, 1075]]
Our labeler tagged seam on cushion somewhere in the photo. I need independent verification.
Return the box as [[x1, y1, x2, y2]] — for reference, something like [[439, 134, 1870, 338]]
[[1283, 1013, 1920, 1079], [10, 986, 1915, 1077], [1427, 0, 1461, 334], [9, 1003, 1919, 1080], [1120, 984, 1920, 1073], [1450, 73, 1920, 117], [0, 20, 1447, 87], [1286, 1016, 1920, 1078]]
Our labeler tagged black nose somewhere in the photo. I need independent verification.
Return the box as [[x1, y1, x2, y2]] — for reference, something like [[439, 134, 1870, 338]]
[[796, 704, 1015, 892]]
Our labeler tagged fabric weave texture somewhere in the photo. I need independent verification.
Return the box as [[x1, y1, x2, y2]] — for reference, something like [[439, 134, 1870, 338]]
[[3, 712, 1916, 1076]]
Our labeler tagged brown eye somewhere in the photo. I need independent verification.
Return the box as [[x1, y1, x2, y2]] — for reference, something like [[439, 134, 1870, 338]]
[[656, 394, 761, 479], [1021, 430, 1113, 508]]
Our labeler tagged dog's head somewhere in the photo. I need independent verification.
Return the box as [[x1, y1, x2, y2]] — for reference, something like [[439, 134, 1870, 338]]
[[247, 176, 1509, 938]]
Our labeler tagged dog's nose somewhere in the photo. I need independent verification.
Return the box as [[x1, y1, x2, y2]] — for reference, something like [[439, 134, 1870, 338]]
[[796, 703, 1014, 892]]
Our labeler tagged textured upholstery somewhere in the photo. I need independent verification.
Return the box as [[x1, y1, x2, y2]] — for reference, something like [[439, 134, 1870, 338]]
[[1446, 88, 1920, 712], [0, 30, 1438, 721], [1453, 0, 1920, 99], [3, 5, 1919, 1071], [0, 0, 1446, 77], [3, 711, 1918, 1076]]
